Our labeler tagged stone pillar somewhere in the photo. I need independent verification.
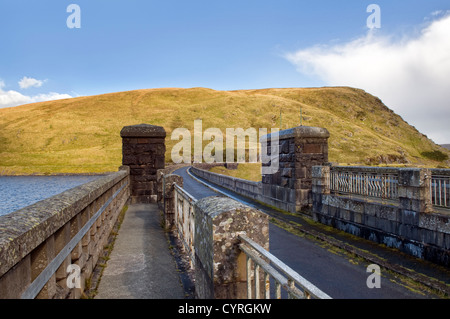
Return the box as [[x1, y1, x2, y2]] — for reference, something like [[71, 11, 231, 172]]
[[194, 196, 269, 299], [311, 165, 331, 218], [121, 124, 166, 204], [261, 126, 329, 214], [398, 168, 433, 221], [162, 174, 183, 230]]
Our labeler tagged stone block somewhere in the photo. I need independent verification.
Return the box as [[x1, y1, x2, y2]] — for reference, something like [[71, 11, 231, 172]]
[[348, 200, 364, 215], [281, 168, 292, 178], [194, 196, 269, 299], [420, 229, 436, 246], [398, 168, 430, 188], [378, 206, 398, 222], [280, 140, 290, 154], [0, 256, 31, 298], [341, 209, 351, 222], [419, 213, 438, 231], [399, 209, 420, 226], [377, 218, 395, 234], [365, 215, 378, 229], [353, 212, 363, 224], [364, 202, 378, 217], [444, 233, 450, 250], [276, 186, 287, 201], [120, 123, 166, 138], [296, 189, 311, 206], [303, 144, 322, 154], [435, 215, 450, 234]]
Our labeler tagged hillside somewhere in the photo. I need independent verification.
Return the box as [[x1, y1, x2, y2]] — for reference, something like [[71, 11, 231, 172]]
[[0, 86, 448, 175]]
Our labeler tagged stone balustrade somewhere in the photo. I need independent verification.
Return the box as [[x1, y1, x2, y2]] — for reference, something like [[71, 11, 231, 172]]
[[0, 169, 130, 298], [312, 165, 450, 267]]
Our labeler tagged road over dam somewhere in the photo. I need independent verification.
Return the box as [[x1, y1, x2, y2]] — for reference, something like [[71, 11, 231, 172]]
[[174, 166, 449, 299]]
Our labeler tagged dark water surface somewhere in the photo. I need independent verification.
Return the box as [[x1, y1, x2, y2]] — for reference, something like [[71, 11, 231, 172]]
[[0, 175, 101, 217]]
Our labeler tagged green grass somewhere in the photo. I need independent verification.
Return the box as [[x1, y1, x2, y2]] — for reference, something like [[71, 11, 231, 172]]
[[421, 150, 449, 162], [210, 163, 262, 182], [0, 86, 448, 175]]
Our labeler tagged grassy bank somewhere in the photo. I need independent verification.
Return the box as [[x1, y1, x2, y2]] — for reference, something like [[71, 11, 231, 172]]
[[0, 87, 448, 175]]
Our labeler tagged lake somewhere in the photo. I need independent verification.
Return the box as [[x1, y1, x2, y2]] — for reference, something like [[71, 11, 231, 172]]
[[0, 175, 102, 217]]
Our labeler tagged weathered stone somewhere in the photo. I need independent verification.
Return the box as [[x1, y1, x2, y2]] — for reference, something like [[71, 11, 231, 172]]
[[122, 124, 166, 203], [120, 123, 166, 138], [311, 164, 450, 267], [260, 126, 330, 214], [0, 169, 130, 298], [194, 196, 269, 299]]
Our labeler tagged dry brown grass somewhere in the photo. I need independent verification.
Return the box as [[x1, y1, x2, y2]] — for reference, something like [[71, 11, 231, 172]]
[[0, 86, 448, 175]]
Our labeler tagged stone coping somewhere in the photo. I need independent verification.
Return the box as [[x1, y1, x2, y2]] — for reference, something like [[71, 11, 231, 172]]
[[120, 123, 166, 138], [260, 126, 330, 142], [330, 165, 401, 175], [0, 169, 129, 276], [430, 168, 450, 176], [194, 196, 251, 219], [329, 165, 450, 176]]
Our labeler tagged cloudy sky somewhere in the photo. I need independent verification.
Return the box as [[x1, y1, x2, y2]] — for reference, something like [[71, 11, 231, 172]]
[[1, 1, 449, 143]]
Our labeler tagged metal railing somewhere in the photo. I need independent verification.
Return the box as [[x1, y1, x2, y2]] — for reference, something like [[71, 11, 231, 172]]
[[238, 234, 332, 299], [174, 184, 197, 268], [328, 167, 450, 210], [168, 176, 332, 299], [431, 175, 450, 209], [330, 167, 398, 200]]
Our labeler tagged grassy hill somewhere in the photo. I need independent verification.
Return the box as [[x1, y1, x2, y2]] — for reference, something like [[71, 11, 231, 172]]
[[0, 86, 448, 175]]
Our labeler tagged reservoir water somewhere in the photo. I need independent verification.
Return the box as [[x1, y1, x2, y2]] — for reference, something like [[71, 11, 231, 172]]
[[0, 175, 102, 217]]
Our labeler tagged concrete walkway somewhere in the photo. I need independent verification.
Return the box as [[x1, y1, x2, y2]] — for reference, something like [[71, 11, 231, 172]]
[[95, 203, 186, 299]]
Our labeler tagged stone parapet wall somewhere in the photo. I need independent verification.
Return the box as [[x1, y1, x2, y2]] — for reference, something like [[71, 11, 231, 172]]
[[157, 168, 270, 299], [0, 169, 130, 299], [190, 166, 263, 202], [157, 172, 183, 230], [312, 166, 450, 267]]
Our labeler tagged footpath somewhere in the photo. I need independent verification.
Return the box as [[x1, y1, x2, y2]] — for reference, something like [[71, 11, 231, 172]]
[[94, 203, 188, 299], [93, 167, 450, 299]]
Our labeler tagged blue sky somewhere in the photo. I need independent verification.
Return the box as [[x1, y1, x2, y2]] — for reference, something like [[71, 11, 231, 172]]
[[1, 1, 450, 143]]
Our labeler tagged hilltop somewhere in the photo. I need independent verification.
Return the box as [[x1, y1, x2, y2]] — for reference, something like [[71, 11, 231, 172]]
[[0, 87, 448, 175]]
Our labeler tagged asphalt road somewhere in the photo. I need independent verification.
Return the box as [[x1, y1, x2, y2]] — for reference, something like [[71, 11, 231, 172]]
[[174, 166, 442, 299]]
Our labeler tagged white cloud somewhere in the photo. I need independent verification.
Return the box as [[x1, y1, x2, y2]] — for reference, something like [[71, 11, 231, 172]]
[[285, 14, 450, 144], [431, 10, 443, 16], [31, 92, 73, 103], [0, 81, 72, 109], [18, 76, 44, 89]]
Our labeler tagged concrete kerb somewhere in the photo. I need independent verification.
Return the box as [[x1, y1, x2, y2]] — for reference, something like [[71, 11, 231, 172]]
[[187, 167, 450, 297]]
